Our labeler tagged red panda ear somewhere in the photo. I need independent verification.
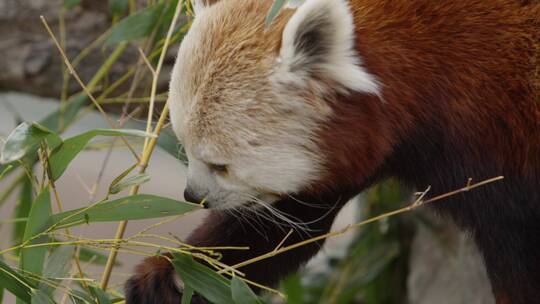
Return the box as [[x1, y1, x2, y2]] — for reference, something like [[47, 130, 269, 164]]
[[275, 0, 380, 96]]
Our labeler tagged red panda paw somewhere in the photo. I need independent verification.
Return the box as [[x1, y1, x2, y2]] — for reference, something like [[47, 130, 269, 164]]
[[124, 255, 208, 304]]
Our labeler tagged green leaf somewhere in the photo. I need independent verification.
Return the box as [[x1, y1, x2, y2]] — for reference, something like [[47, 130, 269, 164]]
[[181, 286, 194, 304], [68, 289, 95, 304], [281, 274, 303, 304], [0, 94, 87, 180], [39, 246, 75, 296], [89, 286, 111, 304], [157, 128, 188, 165], [109, 0, 129, 16], [20, 188, 52, 281], [160, 0, 180, 34], [106, 4, 164, 45], [64, 0, 82, 9], [48, 129, 154, 181], [130, 123, 188, 165], [107, 163, 138, 193], [48, 194, 199, 230], [0, 122, 62, 164], [31, 290, 56, 304], [172, 254, 233, 304], [0, 259, 34, 302], [47, 240, 112, 266], [231, 277, 262, 304], [78, 246, 117, 266], [12, 176, 33, 249], [109, 173, 151, 194], [265, 0, 287, 29], [0, 165, 13, 180]]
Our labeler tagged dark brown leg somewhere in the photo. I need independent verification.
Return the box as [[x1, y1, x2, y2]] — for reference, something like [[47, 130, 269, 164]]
[[125, 194, 349, 303]]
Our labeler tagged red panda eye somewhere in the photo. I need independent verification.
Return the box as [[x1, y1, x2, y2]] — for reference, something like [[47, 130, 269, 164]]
[[209, 163, 228, 174]]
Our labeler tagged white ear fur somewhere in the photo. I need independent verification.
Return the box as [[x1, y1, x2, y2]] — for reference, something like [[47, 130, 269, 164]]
[[277, 0, 380, 96], [191, 0, 209, 15]]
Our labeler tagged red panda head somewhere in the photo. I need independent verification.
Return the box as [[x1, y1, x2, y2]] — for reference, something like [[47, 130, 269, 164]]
[[169, 0, 381, 209]]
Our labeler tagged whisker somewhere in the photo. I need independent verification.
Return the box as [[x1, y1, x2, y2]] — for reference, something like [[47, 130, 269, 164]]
[[232, 208, 269, 241], [285, 193, 328, 209], [240, 194, 315, 238]]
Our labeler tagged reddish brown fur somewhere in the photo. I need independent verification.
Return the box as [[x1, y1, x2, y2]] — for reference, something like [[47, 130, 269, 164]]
[[125, 254, 180, 303], [127, 1, 540, 303], [317, 0, 540, 192]]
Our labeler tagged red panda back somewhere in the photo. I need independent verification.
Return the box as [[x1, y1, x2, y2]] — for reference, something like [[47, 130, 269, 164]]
[[317, 0, 540, 186]]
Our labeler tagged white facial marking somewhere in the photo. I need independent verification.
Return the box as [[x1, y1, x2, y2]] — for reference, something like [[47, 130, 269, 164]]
[[169, 0, 381, 210], [190, 0, 208, 15]]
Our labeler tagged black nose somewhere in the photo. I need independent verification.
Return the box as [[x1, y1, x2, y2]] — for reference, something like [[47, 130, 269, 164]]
[[183, 188, 198, 204]]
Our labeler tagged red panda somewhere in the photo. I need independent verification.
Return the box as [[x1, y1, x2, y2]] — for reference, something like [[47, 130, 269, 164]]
[[125, 0, 540, 303]]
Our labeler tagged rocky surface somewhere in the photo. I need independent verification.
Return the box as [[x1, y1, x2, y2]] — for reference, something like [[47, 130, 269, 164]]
[[0, 0, 172, 98]]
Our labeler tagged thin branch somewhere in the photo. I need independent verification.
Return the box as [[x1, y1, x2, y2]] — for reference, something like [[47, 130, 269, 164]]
[[229, 176, 504, 271], [40, 16, 141, 162], [138, 47, 156, 75]]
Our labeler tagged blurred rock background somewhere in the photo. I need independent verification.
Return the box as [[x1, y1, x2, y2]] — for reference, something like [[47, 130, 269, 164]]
[[0, 0, 172, 97]]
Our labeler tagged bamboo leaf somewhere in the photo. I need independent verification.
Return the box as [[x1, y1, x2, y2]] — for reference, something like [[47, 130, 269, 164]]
[[109, 0, 129, 16], [281, 274, 303, 304], [48, 129, 154, 181], [157, 128, 188, 165], [39, 246, 74, 296], [68, 289, 95, 304], [0, 259, 34, 302], [106, 4, 164, 45], [181, 286, 194, 304], [78, 246, 118, 266], [108, 164, 138, 190], [48, 195, 199, 230], [12, 176, 33, 248], [231, 277, 262, 304], [89, 286, 111, 304], [0, 165, 13, 180], [64, 0, 82, 9], [265, 0, 288, 29], [0, 122, 61, 165], [131, 123, 188, 165], [31, 290, 56, 304], [172, 254, 233, 304], [109, 173, 151, 195], [20, 188, 52, 281], [0, 94, 88, 179]]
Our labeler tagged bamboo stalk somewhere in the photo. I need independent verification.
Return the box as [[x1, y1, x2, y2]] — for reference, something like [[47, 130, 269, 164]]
[[99, 1, 184, 290]]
